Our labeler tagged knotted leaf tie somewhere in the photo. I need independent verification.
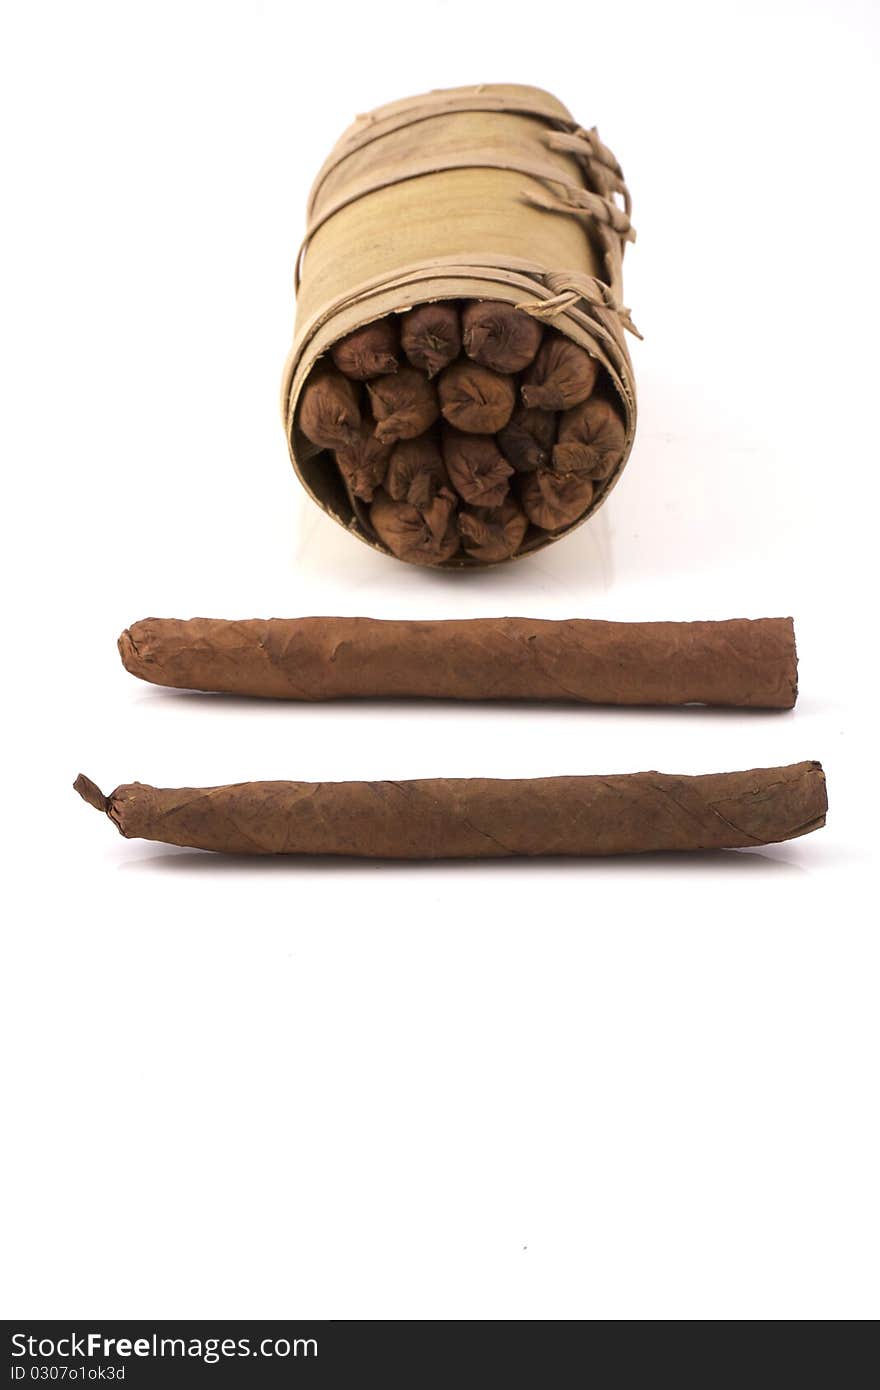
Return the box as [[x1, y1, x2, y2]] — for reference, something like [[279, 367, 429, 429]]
[[546, 126, 632, 214], [516, 273, 642, 339]]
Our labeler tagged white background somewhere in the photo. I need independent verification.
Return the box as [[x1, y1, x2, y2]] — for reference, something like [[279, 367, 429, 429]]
[[1, 0, 878, 1320]]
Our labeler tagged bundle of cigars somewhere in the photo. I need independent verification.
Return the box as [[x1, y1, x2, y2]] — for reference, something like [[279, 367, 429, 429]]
[[282, 84, 639, 566], [298, 305, 625, 565]]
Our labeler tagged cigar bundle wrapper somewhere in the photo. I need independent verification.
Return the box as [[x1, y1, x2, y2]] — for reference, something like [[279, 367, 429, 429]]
[[118, 616, 798, 709], [75, 764, 826, 858]]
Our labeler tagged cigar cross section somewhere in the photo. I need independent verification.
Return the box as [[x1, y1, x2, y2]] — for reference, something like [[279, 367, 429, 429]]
[[118, 616, 798, 709], [74, 763, 827, 858]]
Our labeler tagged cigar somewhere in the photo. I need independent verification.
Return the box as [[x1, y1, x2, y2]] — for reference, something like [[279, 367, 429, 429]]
[[297, 367, 361, 450], [519, 468, 594, 530], [521, 338, 599, 411], [333, 421, 393, 501], [118, 616, 799, 708], [552, 396, 626, 479], [74, 763, 827, 858], [367, 367, 439, 443], [400, 303, 461, 378], [497, 406, 557, 473], [385, 434, 448, 506], [331, 319, 399, 380], [458, 499, 528, 563], [461, 302, 543, 374], [437, 361, 516, 433], [369, 490, 459, 565], [442, 429, 513, 507]]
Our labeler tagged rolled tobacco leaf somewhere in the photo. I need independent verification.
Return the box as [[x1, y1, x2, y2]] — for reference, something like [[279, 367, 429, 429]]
[[74, 762, 827, 858], [497, 405, 557, 472], [385, 434, 446, 504], [367, 367, 439, 443], [520, 468, 594, 530], [442, 429, 512, 507], [437, 361, 516, 433], [400, 302, 461, 378], [334, 422, 393, 501], [521, 338, 599, 411], [369, 489, 459, 565], [385, 435, 456, 540], [552, 396, 626, 479], [459, 498, 528, 563], [331, 319, 399, 380], [297, 368, 361, 451], [118, 616, 799, 708], [461, 301, 543, 374]]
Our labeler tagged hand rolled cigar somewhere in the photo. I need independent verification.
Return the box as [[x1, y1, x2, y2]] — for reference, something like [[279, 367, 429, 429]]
[[369, 489, 459, 565], [118, 616, 799, 708], [521, 337, 599, 411], [437, 361, 516, 433], [458, 499, 529, 562], [331, 319, 399, 380], [400, 302, 461, 378], [367, 367, 439, 443], [442, 429, 513, 507], [334, 422, 393, 501], [553, 396, 626, 478], [74, 763, 827, 858], [385, 434, 448, 506], [519, 467, 594, 530], [297, 367, 361, 450], [497, 406, 557, 473], [461, 301, 543, 374]]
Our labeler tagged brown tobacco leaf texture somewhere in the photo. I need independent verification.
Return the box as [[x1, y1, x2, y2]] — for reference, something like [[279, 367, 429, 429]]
[[520, 468, 595, 531], [331, 319, 399, 380], [442, 429, 513, 507], [334, 421, 393, 501], [298, 368, 362, 451], [370, 488, 460, 565], [437, 361, 516, 433], [400, 303, 461, 378], [385, 435, 456, 542], [521, 336, 598, 411], [385, 434, 448, 505], [420, 487, 459, 543], [553, 396, 626, 479], [462, 301, 543, 374], [497, 405, 557, 473], [368, 367, 440, 443], [458, 497, 528, 562]]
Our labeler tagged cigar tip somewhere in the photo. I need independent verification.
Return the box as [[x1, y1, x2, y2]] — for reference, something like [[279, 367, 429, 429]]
[[74, 773, 108, 813], [117, 627, 134, 667], [792, 759, 828, 834]]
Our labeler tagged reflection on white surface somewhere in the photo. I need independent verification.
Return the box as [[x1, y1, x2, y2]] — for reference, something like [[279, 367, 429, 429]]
[[120, 845, 808, 875]]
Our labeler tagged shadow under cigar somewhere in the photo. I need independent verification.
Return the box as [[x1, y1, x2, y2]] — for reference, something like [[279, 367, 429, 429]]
[[120, 846, 807, 876], [133, 689, 816, 720]]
